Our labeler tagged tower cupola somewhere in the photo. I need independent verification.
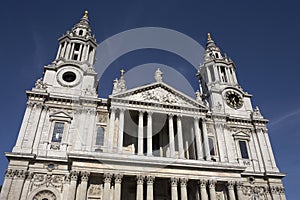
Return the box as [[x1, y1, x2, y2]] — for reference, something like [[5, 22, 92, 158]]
[[54, 11, 97, 66]]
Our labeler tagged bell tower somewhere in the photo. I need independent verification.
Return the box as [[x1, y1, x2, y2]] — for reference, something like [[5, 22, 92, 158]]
[[42, 10, 98, 97], [197, 33, 253, 117]]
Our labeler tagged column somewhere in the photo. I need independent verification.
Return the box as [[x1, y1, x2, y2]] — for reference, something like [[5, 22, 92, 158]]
[[279, 186, 287, 200], [263, 130, 278, 170], [208, 180, 217, 200], [117, 109, 125, 153], [85, 44, 90, 60], [33, 106, 48, 153], [56, 43, 62, 59], [136, 175, 144, 200], [170, 177, 178, 200], [14, 102, 33, 149], [194, 117, 203, 160], [65, 42, 71, 59], [236, 182, 244, 200], [199, 179, 208, 200], [0, 169, 14, 200], [168, 114, 175, 158], [146, 176, 155, 200], [138, 111, 144, 155], [227, 181, 236, 200], [103, 173, 112, 200], [68, 171, 79, 200], [108, 108, 116, 152], [114, 174, 123, 200], [270, 186, 281, 200], [180, 178, 188, 200], [147, 112, 153, 156], [201, 119, 211, 160], [177, 116, 184, 159], [81, 44, 87, 61], [76, 171, 90, 200], [69, 43, 75, 59], [20, 172, 33, 200], [10, 170, 26, 199]]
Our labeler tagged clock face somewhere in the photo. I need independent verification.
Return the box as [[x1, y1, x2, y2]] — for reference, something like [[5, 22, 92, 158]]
[[225, 91, 243, 109]]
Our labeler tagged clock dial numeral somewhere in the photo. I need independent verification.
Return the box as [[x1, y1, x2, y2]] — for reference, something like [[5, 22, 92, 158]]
[[225, 91, 243, 109]]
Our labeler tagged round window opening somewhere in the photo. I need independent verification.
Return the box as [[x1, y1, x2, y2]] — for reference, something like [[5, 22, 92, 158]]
[[62, 71, 76, 82]]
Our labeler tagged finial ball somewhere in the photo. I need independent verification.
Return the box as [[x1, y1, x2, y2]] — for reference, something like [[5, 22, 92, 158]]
[[84, 10, 89, 18]]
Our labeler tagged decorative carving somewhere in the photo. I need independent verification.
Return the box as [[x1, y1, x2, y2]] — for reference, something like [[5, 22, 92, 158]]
[[81, 171, 90, 182], [236, 181, 244, 190], [199, 179, 207, 188], [32, 173, 64, 191], [70, 171, 79, 181], [155, 68, 163, 82], [35, 78, 47, 90], [180, 177, 188, 187], [114, 173, 123, 184], [15, 170, 27, 179], [99, 114, 107, 123], [136, 175, 145, 185], [208, 179, 217, 189], [33, 190, 56, 200], [103, 173, 112, 183], [170, 177, 178, 187], [195, 90, 203, 103], [227, 181, 235, 190], [242, 185, 266, 198], [5, 169, 15, 178], [50, 143, 61, 150], [146, 175, 155, 185], [88, 184, 103, 196]]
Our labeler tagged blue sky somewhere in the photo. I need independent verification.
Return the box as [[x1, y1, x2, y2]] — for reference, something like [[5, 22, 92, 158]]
[[0, 0, 299, 198]]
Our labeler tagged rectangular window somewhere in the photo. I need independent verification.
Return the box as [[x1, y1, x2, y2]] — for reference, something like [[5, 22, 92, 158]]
[[96, 127, 105, 146], [52, 122, 64, 143], [208, 137, 216, 156], [239, 141, 249, 159]]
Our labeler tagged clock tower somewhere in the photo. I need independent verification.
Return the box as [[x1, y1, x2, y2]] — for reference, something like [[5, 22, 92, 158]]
[[197, 33, 280, 173], [198, 33, 253, 117]]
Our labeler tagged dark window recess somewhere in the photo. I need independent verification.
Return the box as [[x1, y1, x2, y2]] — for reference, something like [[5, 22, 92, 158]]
[[74, 43, 80, 51], [52, 122, 64, 143], [239, 141, 249, 159], [62, 71, 76, 82], [208, 138, 215, 156], [79, 30, 83, 36], [96, 127, 105, 146]]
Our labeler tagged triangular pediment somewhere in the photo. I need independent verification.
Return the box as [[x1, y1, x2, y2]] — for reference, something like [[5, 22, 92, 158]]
[[110, 82, 207, 110], [233, 131, 250, 140], [50, 111, 73, 120]]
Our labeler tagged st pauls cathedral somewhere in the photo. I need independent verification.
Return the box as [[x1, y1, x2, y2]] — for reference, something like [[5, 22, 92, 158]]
[[0, 11, 286, 200]]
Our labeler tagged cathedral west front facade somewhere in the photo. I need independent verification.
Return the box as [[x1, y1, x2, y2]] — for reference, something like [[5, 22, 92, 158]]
[[0, 11, 286, 200]]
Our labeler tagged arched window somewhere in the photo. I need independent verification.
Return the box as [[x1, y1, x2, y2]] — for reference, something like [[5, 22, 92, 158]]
[[96, 127, 105, 146], [79, 30, 83, 36], [33, 190, 56, 200]]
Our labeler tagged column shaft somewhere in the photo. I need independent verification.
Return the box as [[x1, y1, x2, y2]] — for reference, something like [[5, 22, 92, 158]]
[[146, 176, 155, 200], [180, 178, 188, 200], [117, 109, 125, 153], [114, 174, 123, 200], [136, 175, 144, 200], [103, 173, 112, 200], [227, 181, 236, 200], [194, 117, 203, 160], [177, 116, 184, 159], [201, 119, 211, 160], [170, 178, 178, 200], [76, 172, 89, 200], [68, 171, 79, 200], [0, 170, 13, 200], [108, 108, 116, 152], [199, 180, 208, 200], [147, 112, 153, 156], [168, 115, 175, 158], [208, 180, 217, 200], [138, 111, 144, 155]]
